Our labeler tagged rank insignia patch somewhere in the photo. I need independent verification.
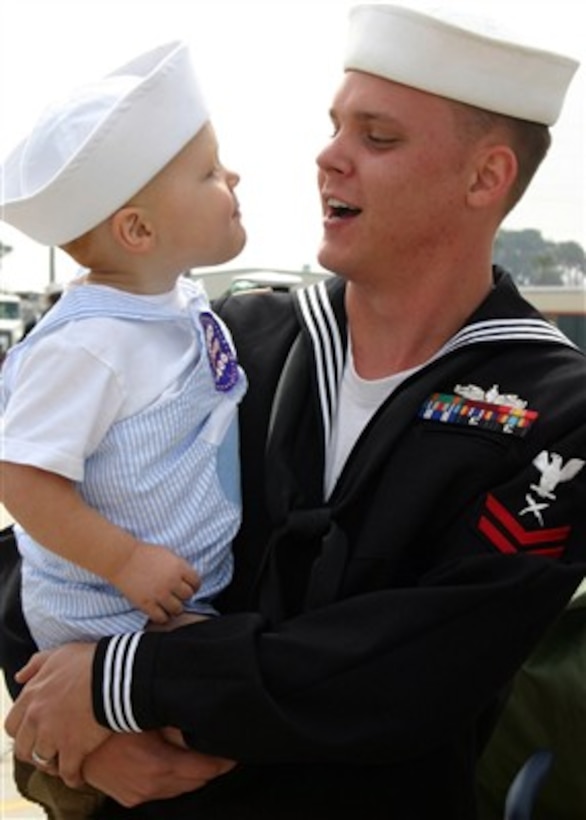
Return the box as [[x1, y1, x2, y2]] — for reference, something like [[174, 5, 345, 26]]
[[418, 390, 538, 437], [478, 493, 570, 559]]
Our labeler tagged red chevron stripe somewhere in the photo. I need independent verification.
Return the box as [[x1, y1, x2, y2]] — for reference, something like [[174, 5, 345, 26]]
[[478, 516, 517, 554], [479, 516, 566, 559], [485, 494, 571, 545], [530, 547, 565, 558]]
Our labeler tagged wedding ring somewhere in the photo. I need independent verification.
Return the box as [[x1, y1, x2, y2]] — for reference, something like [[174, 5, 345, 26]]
[[31, 749, 55, 768]]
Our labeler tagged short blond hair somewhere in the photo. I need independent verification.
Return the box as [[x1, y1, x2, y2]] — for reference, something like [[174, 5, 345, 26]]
[[450, 101, 551, 215]]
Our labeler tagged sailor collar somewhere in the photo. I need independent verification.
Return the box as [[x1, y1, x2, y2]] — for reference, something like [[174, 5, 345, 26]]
[[295, 269, 577, 443]]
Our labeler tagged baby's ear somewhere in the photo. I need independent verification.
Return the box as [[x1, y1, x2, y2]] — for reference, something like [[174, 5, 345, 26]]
[[110, 206, 155, 253]]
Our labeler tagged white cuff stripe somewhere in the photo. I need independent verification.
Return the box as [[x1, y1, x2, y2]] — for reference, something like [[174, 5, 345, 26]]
[[101, 632, 143, 732], [123, 633, 141, 732]]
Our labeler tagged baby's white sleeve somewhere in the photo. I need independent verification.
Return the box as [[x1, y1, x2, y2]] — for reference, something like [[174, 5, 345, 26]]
[[2, 329, 125, 481]]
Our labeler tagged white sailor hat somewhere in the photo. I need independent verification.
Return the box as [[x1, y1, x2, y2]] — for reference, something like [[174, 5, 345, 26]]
[[0, 41, 209, 246], [344, 4, 580, 125]]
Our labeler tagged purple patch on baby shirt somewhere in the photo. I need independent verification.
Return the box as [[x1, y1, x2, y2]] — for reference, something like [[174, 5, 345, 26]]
[[200, 312, 240, 392]]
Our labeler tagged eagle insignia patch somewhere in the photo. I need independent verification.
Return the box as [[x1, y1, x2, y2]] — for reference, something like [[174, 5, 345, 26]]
[[519, 451, 585, 526]]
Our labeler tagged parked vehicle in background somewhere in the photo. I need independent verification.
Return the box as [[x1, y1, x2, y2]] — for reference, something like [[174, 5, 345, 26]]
[[0, 293, 24, 361], [228, 271, 304, 294]]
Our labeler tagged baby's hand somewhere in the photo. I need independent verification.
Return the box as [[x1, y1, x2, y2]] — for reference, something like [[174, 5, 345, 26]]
[[111, 543, 200, 624]]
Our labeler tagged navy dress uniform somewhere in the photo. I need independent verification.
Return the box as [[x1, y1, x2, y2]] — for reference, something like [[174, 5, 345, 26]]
[[2, 4, 585, 818], [87, 271, 586, 817]]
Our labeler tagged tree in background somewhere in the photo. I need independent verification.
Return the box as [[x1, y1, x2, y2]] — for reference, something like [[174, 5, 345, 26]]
[[494, 229, 586, 286]]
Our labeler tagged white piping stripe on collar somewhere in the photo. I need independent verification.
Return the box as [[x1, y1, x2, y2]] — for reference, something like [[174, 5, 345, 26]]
[[441, 318, 578, 355], [297, 281, 344, 442], [297, 286, 578, 438]]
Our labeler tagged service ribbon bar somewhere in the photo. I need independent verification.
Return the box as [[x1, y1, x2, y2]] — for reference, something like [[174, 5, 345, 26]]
[[418, 392, 539, 437]]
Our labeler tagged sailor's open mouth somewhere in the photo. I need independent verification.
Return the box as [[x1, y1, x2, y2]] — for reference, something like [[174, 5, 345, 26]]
[[326, 197, 362, 218]]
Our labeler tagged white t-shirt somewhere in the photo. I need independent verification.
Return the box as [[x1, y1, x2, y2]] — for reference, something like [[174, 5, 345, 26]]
[[324, 348, 420, 498]]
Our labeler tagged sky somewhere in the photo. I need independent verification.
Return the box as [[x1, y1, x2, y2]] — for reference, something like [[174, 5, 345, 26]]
[[0, 0, 584, 293]]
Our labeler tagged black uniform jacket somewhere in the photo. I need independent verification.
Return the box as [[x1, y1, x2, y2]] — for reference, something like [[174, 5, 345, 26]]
[[2, 269, 586, 819]]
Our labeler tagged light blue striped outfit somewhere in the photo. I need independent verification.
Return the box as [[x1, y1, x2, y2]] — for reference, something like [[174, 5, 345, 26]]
[[3, 278, 247, 649]]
